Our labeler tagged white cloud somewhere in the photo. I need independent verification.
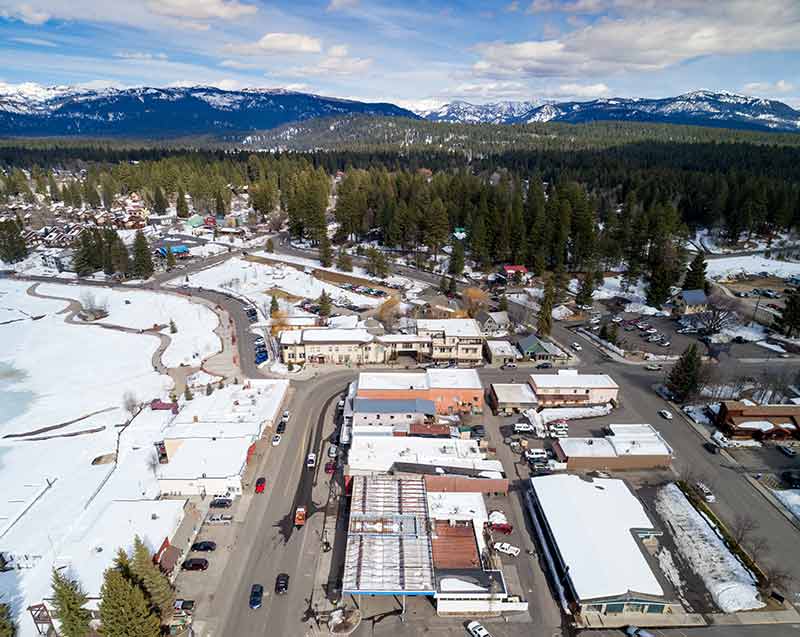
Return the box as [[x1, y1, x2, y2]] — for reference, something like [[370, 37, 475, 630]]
[[393, 98, 447, 113], [146, 0, 256, 20], [450, 81, 529, 99], [505, 1, 520, 11], [327, 0, 359, 10], [743, 80, 794, 95], [546, 82, 610, 98], [527, 0, 607, 14], [284, 83, 310, 92], [1, 3, 50, 24], [225, 32, 323, 56], [114, 51, 168, 61], [475, 0, 800, 79], [219, 59, 259, 70], [328, 44, 349, 58], [293, 53, 373, 77], [10, 36, 57, 47]]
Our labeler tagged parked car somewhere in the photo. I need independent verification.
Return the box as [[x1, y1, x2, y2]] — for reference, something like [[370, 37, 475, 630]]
[[275, 573, 290, 594], [695, 481, 715, 503], [778, 445, 798, 458], [255, 477, 266, 494], [191, 541, 216, 552], [471, 425, 486, 438], [466, 620, 493, 637], [325, 461, 336, 474], [703, 441, 720, 455], [282, 410, 291, 422], [271, 434, 282, 446], [255, 351, 268, 365], [659, 340, 671, 347], [276, 421, 286, 434], [781, 470, 800, 488], [570, 342, 582, 352], [306, 453, 317, 468], [207, 514, 233, 525], [500, 362, 518, 370], [328, 444, 338, 458], [625, 627, 656, 637], [209, 498, 232, 509], [181, 558, 208, 571], [492, 542, 521, 557], [644, 363, 662, 371], [658, 409, 673, 420], [536, 362, 553, 369], [249, 584, 263, 609], [489, 522, 513, 534]]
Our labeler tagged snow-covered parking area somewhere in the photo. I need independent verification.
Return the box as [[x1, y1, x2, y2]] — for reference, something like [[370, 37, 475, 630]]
[[706, 255, 800, 281], [772, 489, 800, 523], [655, 483, 764, 613], [37, 283, 221, 367]]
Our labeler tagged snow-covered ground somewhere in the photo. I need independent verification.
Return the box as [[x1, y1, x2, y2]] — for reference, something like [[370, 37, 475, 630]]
[[755, 340, 787, 354], [655, 483, 764, 613], [167, 256, 383, 309], [772, 489, 800, 522], [37, 283, 221, 367], [570, 275, 648, 303], [692, 228, 797, 256], [706, 255, 800, 280]]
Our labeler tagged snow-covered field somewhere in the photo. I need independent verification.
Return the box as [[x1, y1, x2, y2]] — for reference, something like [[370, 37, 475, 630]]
[[655, 483, 764, 613], [706, 255, 800, 280], [772, 489, 800, 522], [37, 283, 221, 367], [0, 280, 170, 436], [169, 256, 383, 309]]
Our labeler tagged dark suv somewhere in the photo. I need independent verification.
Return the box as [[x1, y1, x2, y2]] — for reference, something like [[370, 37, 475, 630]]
[[191, 541, 217, 552], [249, 584, 264, 609], [181, 558, 208, 571], [275, 573, 290, 594], [210, 498, 232, 509]]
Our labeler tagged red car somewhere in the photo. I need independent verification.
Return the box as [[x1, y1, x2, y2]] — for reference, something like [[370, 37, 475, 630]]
[[489, 522, 513, 535], [324, 461, 336, 474], [254, 477, 266, 494]]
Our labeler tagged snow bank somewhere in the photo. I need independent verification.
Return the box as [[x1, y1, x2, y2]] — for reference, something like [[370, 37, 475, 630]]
[[755, 341, 786, 354], [655, 483, 763, 613], [706, 255, 800, 280], [624, 302, 668, 316], [538, 403, 613, 423], [772, 489, 800, 522]]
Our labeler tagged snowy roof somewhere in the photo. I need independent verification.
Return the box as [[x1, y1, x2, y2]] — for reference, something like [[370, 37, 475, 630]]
[[353, 398, 436, 415], [378, 334, 432, 343], [530, 474, 664, 601], [416, 319, 482, 338], [300, 328, 373, 343], [530, 369, 618, 390], [158, 437, 251, 480], [491, 383, 538, 404], [485, 340, 517, 356], [426, 368, 482, 390], [327, 314, 360, 329], [426, 492, 487, 523], [557, 437, 617, 457], [358, 372, 429, 391], [55, 499, 186, 600], [607, 424, 673, 456], [280, 330, 303, 344], [679, 289, 709, 306]]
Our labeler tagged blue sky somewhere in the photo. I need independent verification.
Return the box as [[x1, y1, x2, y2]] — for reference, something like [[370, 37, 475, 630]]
[[1, 0, 799, 110]]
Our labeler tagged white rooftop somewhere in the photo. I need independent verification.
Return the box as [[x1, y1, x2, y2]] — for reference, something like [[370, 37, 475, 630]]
[[358, 372, 428, 391], [426, 368, 482, 390], [158, 437, 251, 480], [491, 383, 538, 404], [416, 318, 482, 338], [485, 340, 517, 356], [301, 328, 373, 343], [531, 474, 663, 601], [426, 492, 487, 523], [55, 499, 186, 602], [530, 369, 619, 390], [378, 334, 432, 343], [557, 437, 617, 458], [559, 425, 672, 458]]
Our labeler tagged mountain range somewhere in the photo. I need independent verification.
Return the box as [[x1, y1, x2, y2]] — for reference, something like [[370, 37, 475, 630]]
[[421, 91, 800, 132], [0, 84, 798, 138]]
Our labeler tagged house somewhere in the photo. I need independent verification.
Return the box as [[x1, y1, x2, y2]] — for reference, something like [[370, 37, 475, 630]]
[[415, 319, 484, 365], [475, 310, 510, 335], [484, 340, 518, 366], [528, 370, 619, 407], [499, 265, 528, 282], [553, 424, 673, 471], [672, 289, 709, 315], [716, 401, 800, 440], [40, 247, 75, 272], [517, 334, 569, 364]]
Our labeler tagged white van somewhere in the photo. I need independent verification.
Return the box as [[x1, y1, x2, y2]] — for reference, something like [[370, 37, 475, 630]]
[[514, 422, 535, 433], [524, 448, 548, 461]]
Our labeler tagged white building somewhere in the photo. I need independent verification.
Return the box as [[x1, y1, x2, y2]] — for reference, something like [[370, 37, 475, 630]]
[[528, 369, 619, 407], [484, 340, 518, 366], [416, 319, 484, 364], [157, 437, 253, 496]]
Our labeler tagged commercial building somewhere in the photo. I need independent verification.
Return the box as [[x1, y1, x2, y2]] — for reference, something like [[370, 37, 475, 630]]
[[157, 436, 254, 496], [525, 474, 677, 616], [553, 424, 673, 471], [279, 328, 386, 365], [528, 370, 619, 407], [356, 369, 484, 415], [484, 340, 518, 366], [415, 319, 484, 365], [350, 398, 437, 438], [489, 383, 538, 414], [717, 401, 800, 440]]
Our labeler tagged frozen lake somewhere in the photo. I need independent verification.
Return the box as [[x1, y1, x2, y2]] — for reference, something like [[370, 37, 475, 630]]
[[0, 361, 36, 427]]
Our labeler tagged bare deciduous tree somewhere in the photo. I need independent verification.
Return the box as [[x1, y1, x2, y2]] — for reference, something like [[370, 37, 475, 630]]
[[761, 563, 795, 592], [697, 295, 738, 335], [745, 536, 769, 564], [80, 290, 109, 314], [731, 513, 758, 546]]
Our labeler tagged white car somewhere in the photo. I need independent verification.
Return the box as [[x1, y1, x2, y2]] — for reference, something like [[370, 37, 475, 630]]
[[570, 342, 582, 352], [493, 542, 521, 557], [271, 434, 282, 446], [658, 409, 673, 420], [589, 317, 601, 325], [466, 621, 493, 637], [282, 410, 291, 422], [611, 316, 623, 323], [644, 363, 662, 371], [306, 453, 317, 468], [695, 481, 715, 503]]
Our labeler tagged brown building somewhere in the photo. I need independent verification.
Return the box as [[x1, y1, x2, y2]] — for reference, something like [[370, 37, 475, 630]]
[[717, 401, 800, 440], [553, 424, 673, 471]]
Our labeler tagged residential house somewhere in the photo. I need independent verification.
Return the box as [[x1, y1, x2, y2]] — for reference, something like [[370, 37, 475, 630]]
[[672, 289, 709, 316], [475, 310, 511, 335], [484, 340, 518, 366], [517, 334, 569, 364]]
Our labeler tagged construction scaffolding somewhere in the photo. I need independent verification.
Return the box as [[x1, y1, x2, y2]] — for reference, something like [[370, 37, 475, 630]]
[[342, 475, 435, 595]]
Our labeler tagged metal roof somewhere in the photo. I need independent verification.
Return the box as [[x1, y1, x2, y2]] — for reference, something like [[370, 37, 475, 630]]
[[353, 398, 436, 415]]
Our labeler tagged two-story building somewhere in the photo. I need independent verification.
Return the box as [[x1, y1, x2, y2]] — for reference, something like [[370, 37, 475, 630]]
[[528, 369, 619, 407], [416, 319, 484, 365]]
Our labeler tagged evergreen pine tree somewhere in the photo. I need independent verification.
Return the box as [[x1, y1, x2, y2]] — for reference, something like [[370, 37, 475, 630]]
[[426, 197, 449, 257], [319, 234, 333, 267], [270, 295, 279, 317], [448, 241, 465, 276], [176, 187, 189, 218], [51, 569, 91, 637], [667, 344, 705, 402], [131, 536, 174, 624], [575, 275, 594, 307], [110, 235, 130, 277], [469, 215, 488, 266], [774, 289, 800, 338], [169, 319, 177, 334], [0, 601, 15, 637], [98, 569, 160, 637], [0, 220, 28, 264], [215, 190, 226, 216], [184, 386, 193, 401], [166, 247, 176, 270], [683, 252, 707, 291], [48, 174, 60, 202], [72, 230, 96, 277], [439, 274, 449, 294], [448, 276, 457, 296], [537, 279, 555, 336], [153, 187, 167, 215], [131, 230, 154, 279], [646, 264, 671, 307], [206, 383, 213, 396], [265, 238, 274, 252], [318, 291, 332, 317], [498, 295, 508, 312], [336, 249, 353, 272], [552, 264, 568, 303]]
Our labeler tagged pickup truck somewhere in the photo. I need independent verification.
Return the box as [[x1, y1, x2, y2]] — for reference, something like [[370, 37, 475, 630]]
[[493, 542, 521, 557]]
